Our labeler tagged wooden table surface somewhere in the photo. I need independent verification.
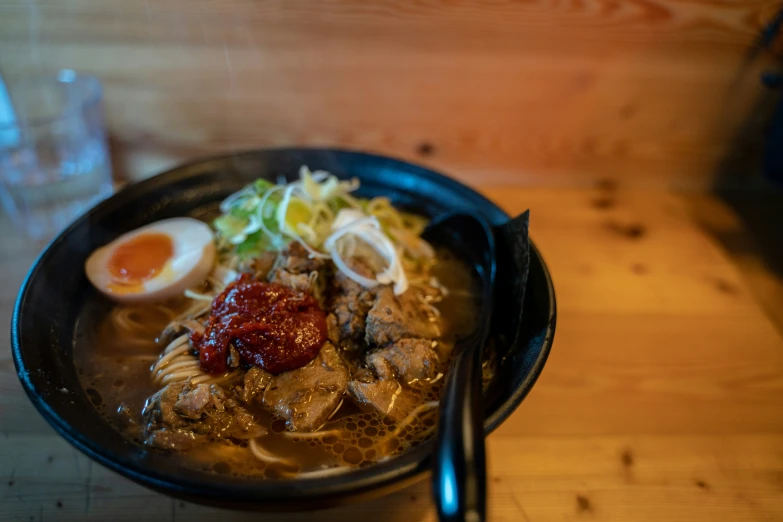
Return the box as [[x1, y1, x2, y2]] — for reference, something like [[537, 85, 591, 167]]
[[2, 0, 780, 190], [2, 186, 783, 521]]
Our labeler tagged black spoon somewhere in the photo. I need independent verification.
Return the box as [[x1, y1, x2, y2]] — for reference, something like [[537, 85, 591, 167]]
[[423, 213, 497, 522]]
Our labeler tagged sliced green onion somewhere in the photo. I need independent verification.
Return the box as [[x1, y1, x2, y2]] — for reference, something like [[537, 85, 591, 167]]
[[213, 167, 431, 290]]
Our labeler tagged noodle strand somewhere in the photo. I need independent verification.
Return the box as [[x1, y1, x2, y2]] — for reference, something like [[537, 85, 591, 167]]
[[249, 439, 296, 466]]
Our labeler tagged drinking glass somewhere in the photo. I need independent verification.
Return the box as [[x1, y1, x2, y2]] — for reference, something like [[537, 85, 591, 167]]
[[0, 70, 113, 240]]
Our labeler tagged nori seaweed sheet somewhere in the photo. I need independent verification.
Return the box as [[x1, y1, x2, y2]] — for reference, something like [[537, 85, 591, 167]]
[[481, 211, 531, 406], [494, 210, 531, 353]]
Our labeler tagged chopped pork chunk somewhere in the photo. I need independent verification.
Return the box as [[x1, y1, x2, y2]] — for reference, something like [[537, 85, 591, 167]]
[[367, 338, 440, 383], [329, 265, 374, 343], [365, 287, 439, 346], [262, 343, 349, 431], [142, 382, 266, 450], [348, 379, 417, 422]]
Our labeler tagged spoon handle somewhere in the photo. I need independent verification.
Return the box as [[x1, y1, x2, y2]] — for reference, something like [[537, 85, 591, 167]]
[[433, 337, 487, 522]]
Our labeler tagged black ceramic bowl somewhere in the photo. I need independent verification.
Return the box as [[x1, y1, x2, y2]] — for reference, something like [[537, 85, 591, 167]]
[[11, 148, 555, 510]]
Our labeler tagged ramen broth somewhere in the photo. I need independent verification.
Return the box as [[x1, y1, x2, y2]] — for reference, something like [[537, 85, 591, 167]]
[[75, 249, 478, 478]]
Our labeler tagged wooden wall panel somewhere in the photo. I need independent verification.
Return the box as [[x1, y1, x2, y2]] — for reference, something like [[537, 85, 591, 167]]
[[0, 0, 780, 188]]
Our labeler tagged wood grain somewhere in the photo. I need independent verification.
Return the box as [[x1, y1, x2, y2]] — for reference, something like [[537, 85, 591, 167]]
[[1, 187, 783, 521], [684, 191, 783, 336], [0, 0, 780, 188]]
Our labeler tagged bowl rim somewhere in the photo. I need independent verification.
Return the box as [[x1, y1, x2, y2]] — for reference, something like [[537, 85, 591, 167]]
[[11, 147, 556, 506]]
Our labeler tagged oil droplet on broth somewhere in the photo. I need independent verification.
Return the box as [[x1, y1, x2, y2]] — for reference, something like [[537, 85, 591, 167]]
[[343, 447, 363, 465]]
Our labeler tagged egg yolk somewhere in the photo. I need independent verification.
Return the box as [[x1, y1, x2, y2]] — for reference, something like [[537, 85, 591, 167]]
[[107, 232, 174, 284]]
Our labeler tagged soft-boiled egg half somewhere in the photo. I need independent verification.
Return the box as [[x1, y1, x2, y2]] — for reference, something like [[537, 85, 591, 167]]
[[85, 218, 216, 304]]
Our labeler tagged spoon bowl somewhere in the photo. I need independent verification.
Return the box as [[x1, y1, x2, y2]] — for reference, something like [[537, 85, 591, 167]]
[[424, 213, 497, 522]]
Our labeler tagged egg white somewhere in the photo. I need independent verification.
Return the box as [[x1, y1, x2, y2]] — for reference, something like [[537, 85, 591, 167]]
[[85, 218, 216, 304]]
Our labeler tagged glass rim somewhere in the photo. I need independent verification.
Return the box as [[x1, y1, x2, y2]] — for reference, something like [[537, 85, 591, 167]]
[[0, 69, 103, 131]]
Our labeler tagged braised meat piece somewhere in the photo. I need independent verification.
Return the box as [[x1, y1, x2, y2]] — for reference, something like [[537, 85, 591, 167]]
[[274, 242, 326, 274], [347, 379, 417, 422], [142, 382, 265, 449], [237, 251, 277, 280], [325, 313, 340, 345], [365, 287, 439, 346], [328, 264, 374, 343], [351, 367, 375, 384], [143, 381, 185, 430], [238, 366, 273, 404], [174, 382, 221, 420], [262, 343, 349, 431], [367, 338, 440, 384], [145, 428, 203, 450], [227, 345, 241, 369], [268, 243, 327, 302], [269, 270, 314, 294], [253, 251, 279, 279], [159, 319, 205, 345]]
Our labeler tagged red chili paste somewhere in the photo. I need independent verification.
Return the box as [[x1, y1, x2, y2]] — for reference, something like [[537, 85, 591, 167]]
[[191, 274, 327, 375]]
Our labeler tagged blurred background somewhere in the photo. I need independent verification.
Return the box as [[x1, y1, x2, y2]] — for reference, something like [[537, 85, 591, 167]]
[[2, 0, 781, 189], [3, 1, 783, 521]]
